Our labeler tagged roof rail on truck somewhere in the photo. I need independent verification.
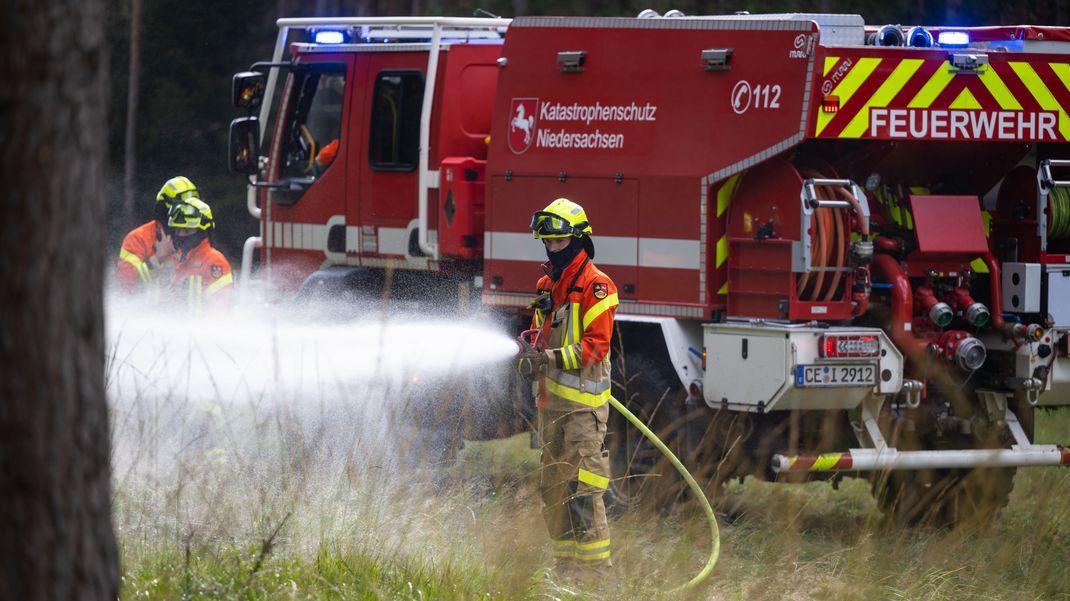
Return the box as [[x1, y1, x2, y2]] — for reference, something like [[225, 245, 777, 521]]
[[258, 17, 510, 259], [631, 11, 865, 45], [682, 13, 864, 46]]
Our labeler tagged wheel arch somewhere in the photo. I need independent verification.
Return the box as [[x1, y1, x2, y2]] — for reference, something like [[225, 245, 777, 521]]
[[614, 316, 704, 397]]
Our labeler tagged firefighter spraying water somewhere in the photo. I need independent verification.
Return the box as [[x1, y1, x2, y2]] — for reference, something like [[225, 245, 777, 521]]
[[515, 198, 618, 580], [513, 198, 719, 590]]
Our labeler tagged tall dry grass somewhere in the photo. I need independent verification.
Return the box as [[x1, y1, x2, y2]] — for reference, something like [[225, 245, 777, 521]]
[[106, 308, 1070, 600]]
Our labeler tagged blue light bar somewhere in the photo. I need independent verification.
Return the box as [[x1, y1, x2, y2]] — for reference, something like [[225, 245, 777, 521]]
[[937, 31, 970, 48], [314, 30, 345, 44]]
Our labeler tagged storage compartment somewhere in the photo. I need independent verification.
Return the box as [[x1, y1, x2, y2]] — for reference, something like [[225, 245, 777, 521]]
[[703, 323, 903, 412], [1047, 266, 1070, 327], [703, 325, 789, 411], [438, 157, 486, 259]]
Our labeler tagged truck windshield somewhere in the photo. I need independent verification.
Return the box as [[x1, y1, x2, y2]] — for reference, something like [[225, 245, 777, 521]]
[[279, 65, 345, 182]]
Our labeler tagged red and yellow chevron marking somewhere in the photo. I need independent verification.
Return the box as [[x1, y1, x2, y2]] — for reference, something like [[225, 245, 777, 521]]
[[784, 452, 854, 472], [710, 174, 742, 298], [815, 54, 1070, 141]]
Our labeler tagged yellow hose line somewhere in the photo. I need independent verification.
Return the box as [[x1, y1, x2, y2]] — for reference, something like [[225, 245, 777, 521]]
[[607, 395, 720, 593]]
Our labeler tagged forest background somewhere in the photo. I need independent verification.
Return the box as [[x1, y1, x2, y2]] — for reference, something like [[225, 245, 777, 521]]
[[107, 0, 1070, 264]]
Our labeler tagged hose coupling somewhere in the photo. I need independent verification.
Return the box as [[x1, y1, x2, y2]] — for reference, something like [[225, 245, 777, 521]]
[[850, 240, 874, 265]]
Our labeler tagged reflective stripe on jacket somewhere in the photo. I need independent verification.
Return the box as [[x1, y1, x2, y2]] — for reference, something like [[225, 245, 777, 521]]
[[173, 238, 233, 313], [531, 249, 619, 410], [116, 221, 161, 295]]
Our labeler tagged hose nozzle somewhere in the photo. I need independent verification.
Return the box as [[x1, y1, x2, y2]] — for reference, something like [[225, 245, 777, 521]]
[[516, 328, 542, 355]]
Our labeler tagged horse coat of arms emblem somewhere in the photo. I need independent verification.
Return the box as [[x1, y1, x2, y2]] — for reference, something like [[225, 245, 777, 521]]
[[508, 97, 538, 154]]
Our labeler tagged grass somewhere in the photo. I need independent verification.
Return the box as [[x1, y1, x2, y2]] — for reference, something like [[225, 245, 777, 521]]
[[107, 316, 1070, 600], [114, 414, 1070, 600]]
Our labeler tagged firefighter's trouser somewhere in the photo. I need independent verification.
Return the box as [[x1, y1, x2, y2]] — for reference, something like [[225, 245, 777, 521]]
[[538, 404, 612, 572]]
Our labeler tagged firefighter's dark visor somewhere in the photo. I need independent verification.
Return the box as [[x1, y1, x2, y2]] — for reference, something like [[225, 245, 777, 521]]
[[169, 207, 199, 227], [530, 211, 586, 238], [168, 203, 212, 231]]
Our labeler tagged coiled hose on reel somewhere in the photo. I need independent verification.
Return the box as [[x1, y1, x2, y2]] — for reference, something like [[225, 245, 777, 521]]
[[1050, 185, 1070, 240], [796, 169, 853, 302]]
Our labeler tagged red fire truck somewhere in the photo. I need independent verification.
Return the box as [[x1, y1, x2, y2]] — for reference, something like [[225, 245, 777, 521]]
[[229, 12, 1070, 525]]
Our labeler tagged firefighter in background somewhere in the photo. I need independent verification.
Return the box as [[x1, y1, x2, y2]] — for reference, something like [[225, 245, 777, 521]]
[[313, 138, 339, 176], [517, 198, 619, 581], [116, 176, 198, 296], [166, 197, 233, 313]]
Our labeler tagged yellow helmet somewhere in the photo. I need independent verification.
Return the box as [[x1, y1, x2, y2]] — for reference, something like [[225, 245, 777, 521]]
[[155, 176, 199, 221], [530, 198, 592, 239], [167, 198, 215, 232]]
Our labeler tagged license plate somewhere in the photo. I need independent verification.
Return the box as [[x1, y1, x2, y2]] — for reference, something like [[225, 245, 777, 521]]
[[795, 364, 876, 388]]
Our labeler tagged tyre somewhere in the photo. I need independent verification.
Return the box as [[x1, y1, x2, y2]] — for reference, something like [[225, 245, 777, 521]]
[[869, 397, 1028, 528], [872, 466, 1017, 528]]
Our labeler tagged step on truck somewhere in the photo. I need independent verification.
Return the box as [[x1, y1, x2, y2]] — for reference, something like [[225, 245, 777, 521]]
[[229, 11, 1070, 526]]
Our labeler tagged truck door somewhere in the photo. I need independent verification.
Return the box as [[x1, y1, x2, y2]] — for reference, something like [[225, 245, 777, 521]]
[[267, 55, 355, 279], [357, 53, 427, 258]]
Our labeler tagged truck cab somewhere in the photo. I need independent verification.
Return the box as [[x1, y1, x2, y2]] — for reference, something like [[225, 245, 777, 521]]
[[231, 19, 507, 294]]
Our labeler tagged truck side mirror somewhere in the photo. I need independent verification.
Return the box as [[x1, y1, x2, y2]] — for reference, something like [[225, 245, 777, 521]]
[[232, 71, 265, 109], [229, 117, 260, 175]]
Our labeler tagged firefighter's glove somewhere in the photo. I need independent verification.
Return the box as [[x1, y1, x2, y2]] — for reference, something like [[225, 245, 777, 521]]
[[516, 350, 549, 380]]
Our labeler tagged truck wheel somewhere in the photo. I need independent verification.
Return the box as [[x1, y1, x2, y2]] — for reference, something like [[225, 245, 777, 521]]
[[606, 353, 688, 511], [872, 467, 961, 527], [870, 400, 1028, 527], [931, 397, 1031, 526], [939, 467, 1017, 525], [874, 466, 1017, 528]]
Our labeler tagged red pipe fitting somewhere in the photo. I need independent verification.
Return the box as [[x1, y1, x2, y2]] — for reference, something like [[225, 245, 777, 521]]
[[915, 285, 953, 328], [873, 236, 901, 253], [945, 287, 991, 328], [871, 253, 930, 357], [851, 268, 871, 317], [851, 290, 870, 317], [935, 330, 987, 371], [982, 253, 1015, 338]]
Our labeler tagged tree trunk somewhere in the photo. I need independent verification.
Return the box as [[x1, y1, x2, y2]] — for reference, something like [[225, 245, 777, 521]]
[[123, 0, 142, 228], [0, 0, 118, 599]]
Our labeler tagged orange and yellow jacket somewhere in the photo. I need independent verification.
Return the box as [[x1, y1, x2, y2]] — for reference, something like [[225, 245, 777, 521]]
[[530, 249, 619, 411], [116, 221, 163, 295], [173, 238, 233, 313]]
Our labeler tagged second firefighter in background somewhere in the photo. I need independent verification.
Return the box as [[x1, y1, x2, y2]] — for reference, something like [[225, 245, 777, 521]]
[[518, 198, 619, 579], [166, 196, 233, 312]]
